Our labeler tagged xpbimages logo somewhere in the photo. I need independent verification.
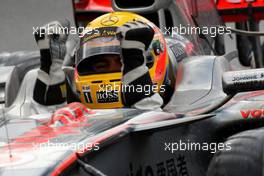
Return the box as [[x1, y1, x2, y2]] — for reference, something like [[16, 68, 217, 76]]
[[33, 140, 100, 153], [32, 25, 100, 37], [98, 83, 166, 96], [164, 140, 232, 154], [161, 24, 231, 38]]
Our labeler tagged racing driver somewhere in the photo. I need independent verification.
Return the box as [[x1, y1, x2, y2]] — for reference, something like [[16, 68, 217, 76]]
[[33, 12, 172, 110]]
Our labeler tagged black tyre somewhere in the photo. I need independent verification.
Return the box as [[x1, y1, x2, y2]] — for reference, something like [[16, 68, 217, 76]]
[[207, 128, 264, 176]]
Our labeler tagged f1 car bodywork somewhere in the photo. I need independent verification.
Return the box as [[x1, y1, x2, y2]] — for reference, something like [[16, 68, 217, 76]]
[[2, 63, 264, 176], [1, 0, 264, 176]]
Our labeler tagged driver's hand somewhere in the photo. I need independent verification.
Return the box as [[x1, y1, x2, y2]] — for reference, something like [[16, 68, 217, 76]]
[[33, 20, 70, 105], [117, 20, 154, 52], [116, 21, 157, 107], [34, 20, 70, 73]]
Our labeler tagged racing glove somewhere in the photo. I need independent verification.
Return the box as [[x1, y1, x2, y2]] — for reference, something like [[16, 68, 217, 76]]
[[33, 20, 69, 105], [117, 21, 163, 110]]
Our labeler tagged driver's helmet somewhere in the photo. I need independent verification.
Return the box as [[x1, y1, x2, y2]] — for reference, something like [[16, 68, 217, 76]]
[[75, 12, 169, 109]]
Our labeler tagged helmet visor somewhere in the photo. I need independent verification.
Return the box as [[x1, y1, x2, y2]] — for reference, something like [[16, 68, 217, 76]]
[[76, 27, 122, 75]]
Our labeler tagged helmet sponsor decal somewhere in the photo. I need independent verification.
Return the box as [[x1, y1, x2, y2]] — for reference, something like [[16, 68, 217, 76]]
[[82, 27, 118, 45], [84, 92, 93, 104], [82, 85, 93, 103], [96, 90, 119, 103], [100, 15, 119, 26]]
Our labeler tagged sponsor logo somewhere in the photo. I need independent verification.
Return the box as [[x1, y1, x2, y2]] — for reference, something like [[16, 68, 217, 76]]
[[232, 74, 258, 82], [127, 155, 189, 176], [82, 27, 117, 44], [231, 72, 264, 82], [82, 85, 93, 103], [101, 16, 119, 26], [96, 90, 119, 103], [82, 85, 91, 92], [84, 92, 93, 103], [240, 109, 264, 119]]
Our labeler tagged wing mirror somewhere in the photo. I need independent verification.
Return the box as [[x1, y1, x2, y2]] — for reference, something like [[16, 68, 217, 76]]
[[223, 68, 264, 95]]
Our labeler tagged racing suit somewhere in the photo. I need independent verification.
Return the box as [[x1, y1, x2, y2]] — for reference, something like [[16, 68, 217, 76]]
[[33, 20, 163, 110]]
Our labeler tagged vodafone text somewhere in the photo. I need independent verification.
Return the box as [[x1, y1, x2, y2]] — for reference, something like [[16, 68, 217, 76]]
[[241, 109, 264, 119]]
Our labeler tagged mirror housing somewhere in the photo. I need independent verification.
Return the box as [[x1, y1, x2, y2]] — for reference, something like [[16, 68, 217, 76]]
[[223, 68, 264, 95]]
